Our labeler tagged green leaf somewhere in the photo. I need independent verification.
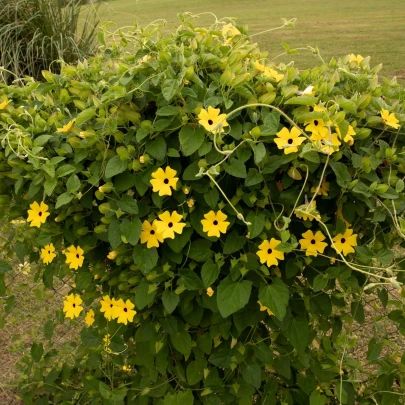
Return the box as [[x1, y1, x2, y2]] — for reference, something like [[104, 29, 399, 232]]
[[162, 290, 180, 314], [242, 364, 261, 389], [105, 155, 128, 178], [166, 228, 193, 253], [285, 96, 318, 106], [146, 136, 167, 161], [75, 107, 96, 126], [246, 212, 265, 239], [44, 178, 57, 196], [208, 348, 233, 368], [76, 270, 93, 291], [179, 126, 205, 156], [31, 342, 44, 362], [223, 230, 246, 254], [179, 269, 204, 290], [286, 317, 309, 352], [201, 260, 219, 288], [117, 195, 138, 214], [56, 164, 76, 177], [259, 279, 289, 321], [80, 327, 99, 347], [262, 112, 280, 134], [330, 161, 352, 188], [223, 159, 247, 178], [108, 219, 122, 249], [0, 260, 12, 274], [120, 218, 142, 246], [189, 239, 212, 262], [245, 168, 263, 186], [133, 245, 158, 274], [171, 330, 192, 357], [66, 174, 80, 193], [204, 188, 219, 210], [310, 390, 328, 405], [217, 276, 252, 318], [187, 359, 206, 385], [135, 281, 157, 310], [44, 320, 55, 340], [252, 142, 266, 164], [367, 338, 382, 361], [162, 79, 180, 102], [5, 295, 15, 314], [156, 105, 180, 116], [55, 192, 73, 209], [313, 274, 328, 292]]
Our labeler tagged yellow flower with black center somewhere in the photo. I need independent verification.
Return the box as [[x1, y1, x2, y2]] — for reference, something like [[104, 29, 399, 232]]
[[40, 243, 56, 264], [274, 127, 306, 154], [206, 287, 214, 297], [256, 238, 284, 267], [201, 210, 230, 238], [107, 251, 117, 260], [263, 68, 284, 82], [311, 181, 330, 196], [56, 118, 76, 133], [63, 294, 83, 319], [349, 54, 364, 64], [64, 245, 84, 270], [140, 220, 164, 248], [305, 119, 329, 140], [336, 124, 356, 144], [258, 300, 274, 316], [112, 299, 136, 325], [100, 296, 119, 321], [198, 106, 229, 134], [319, 132, 341, 155], [332, 228, 358, 256], [299, 230, 328, 257], [380, 109, 400, 129], [85, 309, 95, 326], [0, 98, 11, 110], [27, 201, 50, 228], [150, 166, 179, 196], [155, 210, 186, 239]]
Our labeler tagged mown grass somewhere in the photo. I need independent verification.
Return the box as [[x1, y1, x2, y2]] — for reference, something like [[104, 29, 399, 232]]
[[95, 0, 405, 80]]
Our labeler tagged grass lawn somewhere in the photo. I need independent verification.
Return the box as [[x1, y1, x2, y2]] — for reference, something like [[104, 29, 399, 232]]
[[96, 0, 405, 79]]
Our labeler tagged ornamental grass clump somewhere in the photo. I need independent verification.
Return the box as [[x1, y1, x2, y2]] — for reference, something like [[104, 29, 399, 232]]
[[1, 14, 405, 404]]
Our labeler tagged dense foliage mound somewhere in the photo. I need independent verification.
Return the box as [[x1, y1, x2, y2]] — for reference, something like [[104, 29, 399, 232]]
[[1, 15, 405, 405]]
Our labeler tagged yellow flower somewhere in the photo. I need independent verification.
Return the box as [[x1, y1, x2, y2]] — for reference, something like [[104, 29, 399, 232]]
[[294, 201, 320, 222], [222, 23, 240, 40], [112, 299, 136, 325], [100, 296, 118, 321], [206, 287, 214, 297], [263, 68, 284, 82], [305, 119, 329, 140], [256, 238, 284, 267], [253, 61, 267, 72], [140, 220, 164, 248], [187, 198, 195, 208], [333, 228, 358, 256], [64, 245, 84, 270], [27, 201, 50, 228], [85, 309, 95, 326], [155, 211, 186, 239], [380, 109, 400, 129], [56, 118, 76, 133], [150, 166, 179, 196], [40, 243, 56, 265], [63, 294, 83, 319], [0, 98, 11, 110], [107, 251, 117, 260], [319, 132, 341, 155], [201, 210, 230, 238], [274, 127, 306, 154], [349, 54, 364, 64], [299, 230, 327, 257], [122, 365, 132, 372], [198, 106, 229, 134], [311, 181, 330, 196], [258, 300, 274, 316], [313, 104, 326, 113], [336, 125, 356, 144], [103, 334, 112, 353]]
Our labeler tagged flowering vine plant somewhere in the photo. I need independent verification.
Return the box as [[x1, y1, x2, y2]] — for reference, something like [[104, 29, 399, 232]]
[[1, 14, 405, 405]]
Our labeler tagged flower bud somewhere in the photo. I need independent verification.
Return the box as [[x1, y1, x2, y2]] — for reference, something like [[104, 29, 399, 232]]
[[98, 182, 114, 193], [187, 198, 195, 208], [95, 190, 105, 200], [77, 227, 89, 236], [94, 224, 107, 233], [99, 203, 111, 214], [107, 251, 117, 260], [132, 160, 141, 171]]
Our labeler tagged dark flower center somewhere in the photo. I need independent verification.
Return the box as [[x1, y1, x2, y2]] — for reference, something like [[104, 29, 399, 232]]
[[213, 220, 218, 226], [48, 251, 51, 254], [341, 238, 346, 243], [163, 178, 169, 184], [73, 304, 76, 308], [124, 308, 128, 312], [110, 304, 113, 308], [76, 254, 80, 258], [267, 249, 273, 254], [287, 138, 293, 145], [314, 120, 319, 126], [150, 230, 155, 235], [311, 239, 316, 245], [208, 119, 213, 125], [39, 211, 42, 216], [168, 222, 173, 228]]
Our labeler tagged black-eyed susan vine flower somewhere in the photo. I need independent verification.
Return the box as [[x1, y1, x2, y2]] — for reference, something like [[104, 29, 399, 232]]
[[299, 230, 328, 257], [256, 238, 284, 267], [27, 201, 50, 228], [198, 106, 229, 134], [336, 124, 356, 144], [140, 220, 164, 248], [107, 251, 117, 260], [150, 166, 179, 196], [112, 299, 136, 325], [311, 181, 330, 196], [263, 68, 284, 82], [274, 127, 306, 154], [0, 98, 11, 109], [155, 211, 186, 239], [222, 23, 240, 42], [63, 294, 83, 319], [100, 296, 118, 321], [201, 210, 230, 238], [349, 54, 364, 64], [380, 109, 400, 129], [40, 243, 56, 264], [64, 246, 84, 270], [319, 132, 341, 155], [206, 287, 214, 297], [305, 119, 329, 140], [85, 309, 95, 326], [56, 118, 76, 133], [258, 301, 274, 316], [332, 228, 358, 256]]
